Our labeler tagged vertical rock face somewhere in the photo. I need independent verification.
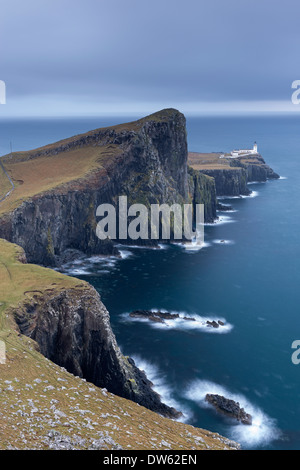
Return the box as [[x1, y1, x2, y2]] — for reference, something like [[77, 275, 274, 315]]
[[13, 284, 181, 418], [188, 167, 217, 223], [0, 109, 219, 420], [197, 168, 250, 197], [189, 152, 279, 198], [229, 154, 280, 182]]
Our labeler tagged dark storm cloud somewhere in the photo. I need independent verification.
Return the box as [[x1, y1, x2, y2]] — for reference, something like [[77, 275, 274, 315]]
[[1, 0, 299, 115]]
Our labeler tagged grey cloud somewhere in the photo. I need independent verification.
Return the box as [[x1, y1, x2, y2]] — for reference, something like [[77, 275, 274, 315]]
[[1, 0, 300, 114]]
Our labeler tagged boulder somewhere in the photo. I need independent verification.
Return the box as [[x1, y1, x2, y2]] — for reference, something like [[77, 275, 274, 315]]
[[205, 393, 252, 425], [129, 310, 195, 323]]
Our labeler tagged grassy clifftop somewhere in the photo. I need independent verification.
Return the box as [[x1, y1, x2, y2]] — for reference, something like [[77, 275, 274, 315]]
[[188, 152, 234, 170], [0, 111, 240, 450], [0, 109, 184, 217], [0, 238, 239, 450], [0, 239, 81, 332]]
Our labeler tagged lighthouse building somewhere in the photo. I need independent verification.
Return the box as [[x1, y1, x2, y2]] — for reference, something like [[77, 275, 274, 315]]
[[230, 142, 258, 158]]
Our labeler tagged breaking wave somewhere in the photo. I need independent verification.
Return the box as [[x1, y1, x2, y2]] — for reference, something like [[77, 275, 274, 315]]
[[212, 239, 235, 245], [241, 190, 259, 198], [121, 310, 233, 334], [205, 214, 236, 226], [131, 354, 191, 422], [184, 379, 281, 448]]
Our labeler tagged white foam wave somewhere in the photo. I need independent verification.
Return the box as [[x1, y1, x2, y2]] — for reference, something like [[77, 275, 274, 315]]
[[241, 190, 259, 198], [212, 239, 235, 245], [205, 214, 236, 226], [131, 355, 191, 422], [59, 249, 135, 276], [115, 243, 161, 250], [185, 379, 280, 448], [175, 241, 211, 252], [118, 249, 133, 259], [217, 190, 259, 200], [121, 310, 233, 334], [61, 267, 93, 275], [217, 195, 242, 200], [217, 209, 238, 213], [279, 176, 287, 180]]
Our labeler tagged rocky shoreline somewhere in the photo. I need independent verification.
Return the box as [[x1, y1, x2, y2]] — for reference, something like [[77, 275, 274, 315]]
[[129, 309, 226, 329], [0, 109, 280, 429], [188, 151, 280, 197]]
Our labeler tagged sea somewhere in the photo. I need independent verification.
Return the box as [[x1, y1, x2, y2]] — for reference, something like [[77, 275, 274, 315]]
[[0, 113, 300, 450]]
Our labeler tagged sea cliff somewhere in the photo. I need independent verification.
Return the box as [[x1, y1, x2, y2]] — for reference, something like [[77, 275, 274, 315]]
[[0, 109, 279, 449], [13, 267, 179, 418], [188, 151, 279, 197], [0, 243, 239, 450], [0, 109, 193, 266]]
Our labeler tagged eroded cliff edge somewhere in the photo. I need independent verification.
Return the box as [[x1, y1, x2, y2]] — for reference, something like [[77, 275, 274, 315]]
[[0, 238, 180, 419], [0, 243, 240, 450], [0, 109, 219, 266], [14, 279, 180, 418], [0, 109, 219, 422], [188, 151, 279, 197], [0, 110, 279, 428]]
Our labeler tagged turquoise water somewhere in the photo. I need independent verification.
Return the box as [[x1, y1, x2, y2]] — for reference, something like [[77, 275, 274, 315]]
[[1, 114, 300, 449]]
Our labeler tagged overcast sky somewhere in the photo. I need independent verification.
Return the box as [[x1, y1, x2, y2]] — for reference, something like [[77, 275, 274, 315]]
[[1, 0, 300, 117]]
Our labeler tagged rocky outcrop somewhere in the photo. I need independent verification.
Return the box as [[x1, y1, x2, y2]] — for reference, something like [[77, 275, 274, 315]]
[[13, 284, 181, 419], [0, 109, 202, 266], [189, 151, 279, 197], [197, 167, 250, 197], [129, 309, 196, 323], [229, 154, 280, 182], [188, 167, 217, 222], [205, 394, 252, 425], [129, 309, 226, 329]]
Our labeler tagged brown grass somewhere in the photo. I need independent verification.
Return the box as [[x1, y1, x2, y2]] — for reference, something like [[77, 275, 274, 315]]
[[188, 152, 233, 170], [0, 144, 122, 215], [0, 164, 13, 201], [0, 239, 81, 332]]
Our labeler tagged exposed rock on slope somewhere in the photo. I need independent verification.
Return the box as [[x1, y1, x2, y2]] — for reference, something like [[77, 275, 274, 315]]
[[13, 281, 180, 419], [0, 238, 240, 449], [0, 239, 179, 420]]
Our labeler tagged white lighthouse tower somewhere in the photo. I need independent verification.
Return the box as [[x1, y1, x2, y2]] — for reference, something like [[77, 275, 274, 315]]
[[253, 142, 258, 154]]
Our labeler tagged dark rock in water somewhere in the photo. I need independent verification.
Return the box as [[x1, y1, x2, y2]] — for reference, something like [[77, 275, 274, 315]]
[[206, 320, 220, 328], [148, 315, 165, 323], [205, 394, 252, 425], [206, 319, 226, 328], [129, 309, 196, 323], [130, 310, 175, 323]]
